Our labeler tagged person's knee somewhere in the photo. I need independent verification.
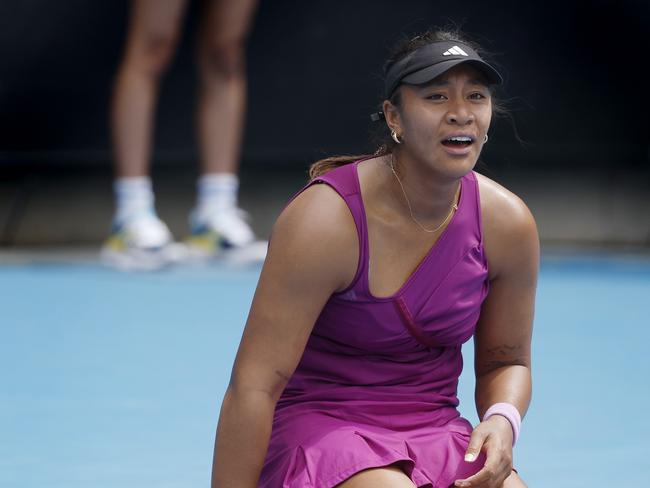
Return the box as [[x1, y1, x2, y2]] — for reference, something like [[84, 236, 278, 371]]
[[125, 32, 179, 78], [199, 38, 246, 79], [335, 464, 416, 488], [500, 469, 527, 488]]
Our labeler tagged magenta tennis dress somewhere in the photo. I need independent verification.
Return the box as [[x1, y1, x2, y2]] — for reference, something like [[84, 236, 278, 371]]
[[258, 159, 491, 488]]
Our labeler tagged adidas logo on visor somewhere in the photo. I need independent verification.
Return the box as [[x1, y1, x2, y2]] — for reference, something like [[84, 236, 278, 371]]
[[442, 46, 469, 56]]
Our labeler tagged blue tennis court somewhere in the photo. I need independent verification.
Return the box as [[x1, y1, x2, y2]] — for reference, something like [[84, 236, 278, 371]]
[[1, 249, 648, 487]]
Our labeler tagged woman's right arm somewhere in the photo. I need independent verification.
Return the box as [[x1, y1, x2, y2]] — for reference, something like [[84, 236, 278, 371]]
[[210, 183, 358, 487]]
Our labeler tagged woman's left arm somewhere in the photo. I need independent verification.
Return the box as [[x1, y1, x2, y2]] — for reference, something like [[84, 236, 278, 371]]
[[455, 192, 540, 488]]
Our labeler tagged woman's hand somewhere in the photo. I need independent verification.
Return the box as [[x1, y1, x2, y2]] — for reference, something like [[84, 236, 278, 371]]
[[454, 415, 514, 487]]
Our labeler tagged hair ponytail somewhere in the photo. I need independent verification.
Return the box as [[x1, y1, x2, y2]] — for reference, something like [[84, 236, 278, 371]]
[[308, 154, 370, 179]]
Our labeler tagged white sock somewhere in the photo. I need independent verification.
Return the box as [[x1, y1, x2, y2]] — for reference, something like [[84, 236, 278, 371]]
[[195, 173, 239, 221], [114, 176, 156, 224]]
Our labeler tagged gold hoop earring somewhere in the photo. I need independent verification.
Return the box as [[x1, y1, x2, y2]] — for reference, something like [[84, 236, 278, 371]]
[[391, 130, 402, 144]]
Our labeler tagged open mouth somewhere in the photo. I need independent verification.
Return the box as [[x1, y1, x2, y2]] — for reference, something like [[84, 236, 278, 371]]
[[441, 135, 474, 147]]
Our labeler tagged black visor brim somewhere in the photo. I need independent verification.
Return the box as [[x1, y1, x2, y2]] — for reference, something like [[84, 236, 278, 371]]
[[401, 59, 503, 88]]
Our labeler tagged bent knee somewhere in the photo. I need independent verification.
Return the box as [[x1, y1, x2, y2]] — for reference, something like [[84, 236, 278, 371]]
[[125, 32, 180, 78], [199, 39, 246, 79], [335, 464, 416, 488], [502, 469, 527, 488]]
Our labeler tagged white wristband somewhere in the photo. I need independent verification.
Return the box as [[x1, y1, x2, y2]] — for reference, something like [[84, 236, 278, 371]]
[[482, 402, 521, 446]]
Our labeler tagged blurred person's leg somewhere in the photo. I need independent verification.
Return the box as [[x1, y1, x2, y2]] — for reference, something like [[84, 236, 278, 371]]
[[112, 0, 188, 179], [188, 0, 259, 252], [104, 0, 189, 268]]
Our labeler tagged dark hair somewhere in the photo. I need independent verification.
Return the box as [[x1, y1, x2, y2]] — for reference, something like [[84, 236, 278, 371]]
[[309, 26, 507, 180]]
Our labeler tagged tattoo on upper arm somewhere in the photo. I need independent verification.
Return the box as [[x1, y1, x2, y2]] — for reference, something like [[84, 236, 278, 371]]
[[487, 344, 521, 357], [479, 344, 529, 372]]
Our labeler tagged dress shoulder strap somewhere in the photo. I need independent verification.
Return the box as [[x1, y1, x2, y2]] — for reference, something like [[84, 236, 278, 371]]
[[466, 170, 485, 246], [277, 161, 369, 297], [310, 162, 368, 296]]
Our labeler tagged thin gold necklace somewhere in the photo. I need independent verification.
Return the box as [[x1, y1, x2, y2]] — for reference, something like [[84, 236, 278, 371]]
[[389, 154, 460, 234]]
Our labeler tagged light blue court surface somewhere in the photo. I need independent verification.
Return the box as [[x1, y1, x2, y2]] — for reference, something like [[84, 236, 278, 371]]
[[1, 250, 649, 487]]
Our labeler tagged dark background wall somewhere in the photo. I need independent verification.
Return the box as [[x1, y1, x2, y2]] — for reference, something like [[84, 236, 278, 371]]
[[1, 0, 648, 172]]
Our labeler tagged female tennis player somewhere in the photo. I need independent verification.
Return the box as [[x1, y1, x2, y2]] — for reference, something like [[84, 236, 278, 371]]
[[211, 27, 537, 488]]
